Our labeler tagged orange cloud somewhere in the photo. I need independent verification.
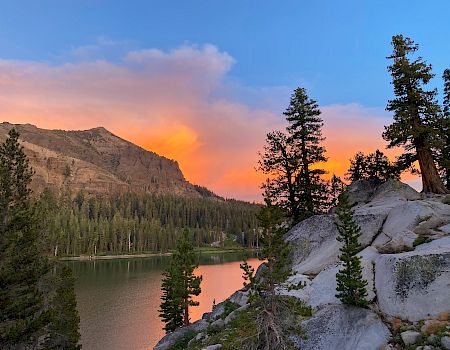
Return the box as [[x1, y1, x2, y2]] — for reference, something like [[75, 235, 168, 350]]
[[0, 45, 419, 201]]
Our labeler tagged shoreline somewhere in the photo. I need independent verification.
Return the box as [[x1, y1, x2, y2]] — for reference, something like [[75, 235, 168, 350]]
[[59, 248, 255, 261]]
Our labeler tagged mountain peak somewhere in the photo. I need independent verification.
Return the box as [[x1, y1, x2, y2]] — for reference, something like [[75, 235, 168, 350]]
[[0, 122, 217, 198]]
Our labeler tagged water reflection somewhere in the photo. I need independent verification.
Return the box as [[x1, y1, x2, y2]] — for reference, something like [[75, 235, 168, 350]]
[[67, 252, 259, 350]]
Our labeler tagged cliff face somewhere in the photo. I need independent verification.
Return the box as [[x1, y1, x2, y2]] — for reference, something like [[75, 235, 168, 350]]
[[0, 122, 213, 197]]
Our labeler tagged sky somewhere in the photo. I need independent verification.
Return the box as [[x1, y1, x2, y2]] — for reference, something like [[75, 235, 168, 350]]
[[0, 1, 449, 201]]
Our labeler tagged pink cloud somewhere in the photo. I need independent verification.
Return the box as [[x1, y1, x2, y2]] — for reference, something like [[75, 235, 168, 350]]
[[0, 44, 418, 201]]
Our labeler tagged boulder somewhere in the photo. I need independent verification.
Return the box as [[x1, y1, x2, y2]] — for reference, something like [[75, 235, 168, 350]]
[[294, 304, 391, 350], [282, 247, 377, 307], [401, 330, 421, 345], [154, 319, 208, 350], [375, 247, 450, 321], [442, 336, 450, 350], [370, 180, 421, 204], [228, 290, 249, 307], [202, 345, 222, 350], [287, 214, 340, 274], [287, 212, 384, 275], [372, 202, 431, 252], [440, 223, 450, 234], [347, 179, 381, 204]]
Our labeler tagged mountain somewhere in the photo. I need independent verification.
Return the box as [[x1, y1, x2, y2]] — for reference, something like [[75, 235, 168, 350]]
[[0, 122, 216, 197]]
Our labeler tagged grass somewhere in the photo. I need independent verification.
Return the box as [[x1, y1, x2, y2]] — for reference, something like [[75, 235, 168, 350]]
[[413, 235, 431, 247]]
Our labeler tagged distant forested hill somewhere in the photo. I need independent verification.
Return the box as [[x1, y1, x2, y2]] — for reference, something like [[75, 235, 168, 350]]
[[36, 190, 261, 256]]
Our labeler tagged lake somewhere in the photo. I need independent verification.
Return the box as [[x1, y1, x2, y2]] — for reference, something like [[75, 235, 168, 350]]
[[67, 252, 259, 350]]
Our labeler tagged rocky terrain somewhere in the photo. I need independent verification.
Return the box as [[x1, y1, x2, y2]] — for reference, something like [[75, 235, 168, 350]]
[[154, 180, 450, 350], [0, 122, 214, 197]]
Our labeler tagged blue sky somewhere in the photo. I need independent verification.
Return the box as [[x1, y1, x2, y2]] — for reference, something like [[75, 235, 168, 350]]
[[0, 1, 448, 199], [1, 0, 449, 107]]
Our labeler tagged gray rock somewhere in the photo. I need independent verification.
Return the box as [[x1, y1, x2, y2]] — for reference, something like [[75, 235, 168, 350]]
[[427, 334, 438, 344], [440, 223, 450, 234], [229, 290, 249, 306], [202, 345, 222, 350], [282, 247, 377, 307], [287, 214, 341, 274], [154, 319, 208, 350], [370, 180, 421, 204], [375, 247, 450, 321], [442, 336, 450, 350], [347, 179, 381, 204], [287, 211, 384, 275], [210, 318, 225, 330], [207, 301, 226, 320], [223, 304, 249, 325], [295, 304, 390, 350], [401, 330, 421, 345]]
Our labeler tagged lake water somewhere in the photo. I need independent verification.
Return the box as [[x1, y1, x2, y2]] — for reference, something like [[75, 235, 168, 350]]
[[67, 252, 259, 350]]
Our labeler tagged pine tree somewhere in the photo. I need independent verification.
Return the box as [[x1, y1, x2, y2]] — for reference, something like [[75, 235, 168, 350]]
[[159, 229, 202, 333], [329, 175, 346, 207], [45, 266, 81, 350], [285, 87, 328, 218], [334, 194, 368, 307], [347, 150, 400, 183], [366, 150, 400, 180], [346, 152, 367, 182], [383, 35, 448, 194], [436, 69, 450, 189], [258, 87, 328, 223], [0, 129, 51, 348], [257, 192, 291, 315]]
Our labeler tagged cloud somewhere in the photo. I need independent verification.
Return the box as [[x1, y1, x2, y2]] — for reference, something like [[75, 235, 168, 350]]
[[0, 44, 415, 200]]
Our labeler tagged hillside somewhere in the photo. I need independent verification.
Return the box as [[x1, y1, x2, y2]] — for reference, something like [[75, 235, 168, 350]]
[[0, 122, 215, 198]]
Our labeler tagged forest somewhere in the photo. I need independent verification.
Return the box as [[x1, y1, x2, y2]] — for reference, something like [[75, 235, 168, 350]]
[[35, 189, 261, 256]]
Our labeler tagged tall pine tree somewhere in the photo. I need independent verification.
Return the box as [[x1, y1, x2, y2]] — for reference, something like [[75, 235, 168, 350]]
[[436, 69, 450, 189], [258, 87, 328, 223], [256, 191, 291, 315], [334, 194, 368, 307], [383, 35, 448, 194], [159, 229, 202, 333], [0, 129, 51, 348], [45, 266, 81, 350]]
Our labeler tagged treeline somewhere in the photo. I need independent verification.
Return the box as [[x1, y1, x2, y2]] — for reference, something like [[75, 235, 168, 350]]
[[36, 190, 261, 256]]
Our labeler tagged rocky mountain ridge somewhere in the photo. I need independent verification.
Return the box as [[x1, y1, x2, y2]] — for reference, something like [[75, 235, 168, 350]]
[[154, 180, 450, 350], [0, 122, 215, 198]]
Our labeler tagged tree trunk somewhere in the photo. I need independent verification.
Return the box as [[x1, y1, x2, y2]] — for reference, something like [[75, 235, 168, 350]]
[[183, 301, 189, 325], [416, 145, 449, 194]]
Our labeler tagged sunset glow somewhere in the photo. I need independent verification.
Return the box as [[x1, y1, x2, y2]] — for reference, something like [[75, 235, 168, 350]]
[[0, 46, 421, 201]]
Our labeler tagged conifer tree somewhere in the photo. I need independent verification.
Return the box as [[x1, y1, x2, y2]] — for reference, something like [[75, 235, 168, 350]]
[[256, 191, 291, 314], [159, 264, 183, 333], [334, 194, 368, 307], [0, 129, 51, 348], [346, 152, 367, 182], [159, 229, 202, 333], [436, 69, 450, 189], [258, 87, 328, 223], [45, 266, 81, 350], [347, 150, 400, 183], [329, 175, 346, 207], [383, 35, 448, 194]]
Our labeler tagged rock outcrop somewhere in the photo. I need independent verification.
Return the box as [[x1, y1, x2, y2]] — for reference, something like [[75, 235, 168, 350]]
[[154, 180, 450, 350], [294, 305, 391, 350]]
